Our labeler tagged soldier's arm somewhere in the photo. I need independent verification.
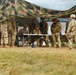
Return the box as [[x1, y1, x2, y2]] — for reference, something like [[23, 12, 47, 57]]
[[59, 23, 62, 32], [51, 24, 54, 32], [0, 23, 1, 32], [45, 22, 48, 30], [67, 22, 72, 33], [39, 30, 41, 34], [18, 29, 22, 34]]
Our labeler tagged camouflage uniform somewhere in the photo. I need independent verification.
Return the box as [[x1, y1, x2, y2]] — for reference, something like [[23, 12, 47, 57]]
[[18, 27, 29, 36], [33, 26, 41, 34], [18, 27, 29, 46], [51, 19, 62, 48], [29, 19, 37, 34], [66, 19, 76, 49], [7, 18, 17, 47], [39, 18, 48, 34], [28, 26, 41, 47], [0, 21, 8, 47], [0, 24, 1, 45], [39, 18, 48, 46], [28, 19, 40, 46]]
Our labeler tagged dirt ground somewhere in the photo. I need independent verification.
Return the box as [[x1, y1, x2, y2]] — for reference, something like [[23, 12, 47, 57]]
[[0, 47, 76, 53]]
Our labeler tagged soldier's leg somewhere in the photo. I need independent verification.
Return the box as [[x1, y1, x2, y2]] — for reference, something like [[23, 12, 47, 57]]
[[56, 33, 61, 48], [3, 32, 8, 47], [4, 37, 8, 47], [0, 31, 1, 46], [45, 35, 50, 47], [12, 33, 16, 46], [39, 37, 44, 47], [27, 36, 31, 46], [37, 39, 40, 47], [52, 34, 56, 47], [31, 37, 36, 46], [8, 33, 12, 46], [35, 37, 40, 47], [73, 35, 76, 43], [68, 38, 73, 49], [38, 37, 43, 47], [1, 36, 4, 47], [22, 36, 29, 46], [0, 31, 4, 47]]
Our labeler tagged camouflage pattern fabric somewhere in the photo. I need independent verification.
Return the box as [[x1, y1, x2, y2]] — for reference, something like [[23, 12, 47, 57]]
[[0, 0, 64, 22], [33, 26, 41, 34], [7, 17, 16, 46], [33, 29, 41, 46], [67, 19, 76, 36], [0, 0, 76, 22], [39, 20, 48, 34], [39, 18, 48, 46], [29, 26, 41, 47], [51, 22, 62, 48], [18, 27, 29, 36], [18, 26, 29, 46], [52, 33, 61, 48], [0, 21, 8, 45], [56, 5, 76, 18], [51, 22, 62, 33], [66, 19, 76, 48], [29, 22, 36, 34]]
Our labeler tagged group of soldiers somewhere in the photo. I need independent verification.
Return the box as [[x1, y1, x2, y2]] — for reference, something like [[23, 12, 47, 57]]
[[17, 17, 49, 47], [51, 14, 76, 49], [17, 14, 76, 49], [0, 17, 17, 47], [17, 17, 62, 48], [0, 14, 76, 49]]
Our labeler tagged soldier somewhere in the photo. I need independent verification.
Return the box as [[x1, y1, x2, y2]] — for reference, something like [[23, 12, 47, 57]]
[[33, 25, 41, 34], [33, 26, 41, 46], [39, 17, 48, 47], [39, 17, 48, 34], [28, 26, 41, 47], [18, 26, 29, 46], [1, 21, 8, 47], [66, 14, 76, 49], [51, 18, 62, 48], [29, 19, 37, 34], [7, 17, 17, 47], [18, 26, 29, 36]]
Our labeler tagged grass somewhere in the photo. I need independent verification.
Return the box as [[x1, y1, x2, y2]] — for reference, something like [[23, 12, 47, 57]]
[[0, 47, 76, 75]]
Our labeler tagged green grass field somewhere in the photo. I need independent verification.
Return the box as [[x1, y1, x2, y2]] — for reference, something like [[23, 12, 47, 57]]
[[0, 47, 76, 75]]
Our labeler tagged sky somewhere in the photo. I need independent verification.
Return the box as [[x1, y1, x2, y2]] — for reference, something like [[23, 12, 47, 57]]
[[25, 0, 76, 10]]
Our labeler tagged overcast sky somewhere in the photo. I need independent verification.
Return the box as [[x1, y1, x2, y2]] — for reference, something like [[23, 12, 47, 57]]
[[25, 0, 76, 10]]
